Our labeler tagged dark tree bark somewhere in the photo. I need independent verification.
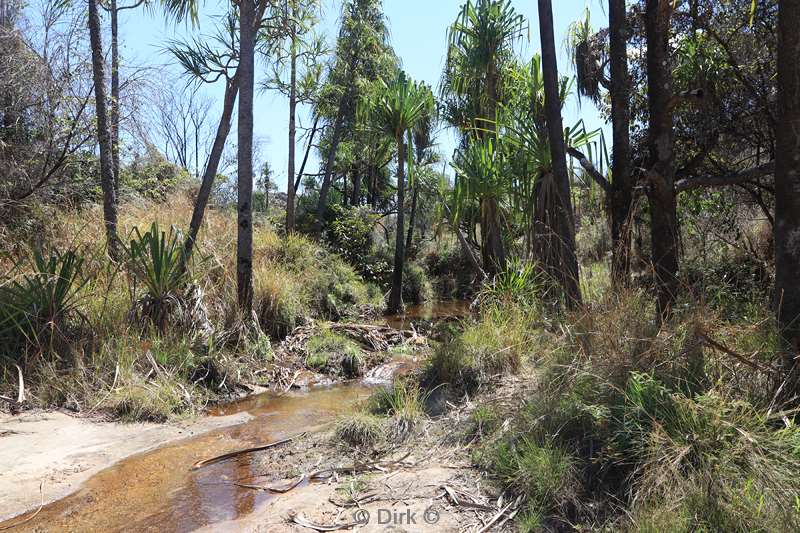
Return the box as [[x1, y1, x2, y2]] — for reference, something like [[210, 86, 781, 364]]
[[775, 0, 800, 374], [182, 74, 239, 265], [479, 197, 506, 277], [608, 0, 633, 284], [314, 108, 344, 236], [110, 0, 120, 196], [237, 0, 256, 313], [88, 0, 120, 258], [286, 4, 297, 234], [405, 182, 418, 253], [538, 0, 582, 307], [387, 134, 406, 314], [645, 0, 679, 321], [351, 166, 361, 206]]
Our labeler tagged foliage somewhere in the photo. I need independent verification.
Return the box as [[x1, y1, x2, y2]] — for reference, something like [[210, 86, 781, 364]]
[[401, 262, 434, 305], [305, 328, 364, 378], [0, 247, 89, 363], [475, 258, 544, 309], [367, 380, 427, 439], [124, 222, 204, 333]]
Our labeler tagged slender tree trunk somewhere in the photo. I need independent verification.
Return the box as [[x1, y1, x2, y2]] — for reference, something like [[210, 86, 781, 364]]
[[479, 197, 506, 276], [538, 0, 582, 307], [351, 166, 361, 206], [286, 4, 297, 233], [609, 0, 633, 284], [110, 0, 120, 196], [237, 0, 256, 314], [315, 109, 345, 236], [294, 115, 319, 193], [405, 182, 418, 253], [182, 74, 239, 265], [88, 0, 119, 258], [645, 0, 679, 321], [775, 0, 800, 375], [388, 135, 406, 314]]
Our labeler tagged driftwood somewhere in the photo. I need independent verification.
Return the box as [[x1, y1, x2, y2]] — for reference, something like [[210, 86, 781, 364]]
[[281, 322, 425, 360], [191, 434, 303, 470], [236, 475, 306, 494], [289, 511, 362, 532]]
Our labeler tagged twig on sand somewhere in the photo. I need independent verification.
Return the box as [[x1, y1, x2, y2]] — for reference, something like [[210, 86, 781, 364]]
[[236, 475, 306, 494], [0, 480, 44, 531], [475, 500, 515, 533], [289, 511, 362, 532], [191, 433, 305, 470]]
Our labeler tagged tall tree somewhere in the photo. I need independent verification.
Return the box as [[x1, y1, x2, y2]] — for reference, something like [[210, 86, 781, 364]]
[[237, 0, 257, 313], [537, 0, 581, 306], [313, 0, 397, 236], [442, 0, 526, 276], [88, 0, 120, 257], [363, 72, 434, 314], [775, 0, 800, 375], [644, 0, 679, 320], [262, 0, 323, 233], [608, 0, 633, 284]]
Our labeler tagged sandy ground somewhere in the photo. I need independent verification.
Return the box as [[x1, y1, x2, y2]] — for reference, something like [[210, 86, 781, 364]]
[[0, 408, 252, 522]]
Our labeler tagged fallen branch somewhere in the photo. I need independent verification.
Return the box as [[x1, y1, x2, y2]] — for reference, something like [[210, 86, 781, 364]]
[[475, 500, 515, 533], [289, 511, 361, 532], [698, 333, 775, 374], [15, 365, 25, 404], [236, 475, 306, 494], [191, 434, 304, 470]]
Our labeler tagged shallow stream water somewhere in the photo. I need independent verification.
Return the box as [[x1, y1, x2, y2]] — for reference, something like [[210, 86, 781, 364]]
[[3, 301, 471, 532]]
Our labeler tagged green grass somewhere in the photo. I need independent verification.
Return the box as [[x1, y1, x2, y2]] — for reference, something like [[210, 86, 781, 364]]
[[334, 412, 385, 448], [367, 380, 427, 440], [305, 328, 365, 378]]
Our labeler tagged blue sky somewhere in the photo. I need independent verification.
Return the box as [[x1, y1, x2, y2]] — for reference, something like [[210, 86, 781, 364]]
[[120, 0, 608, 191]]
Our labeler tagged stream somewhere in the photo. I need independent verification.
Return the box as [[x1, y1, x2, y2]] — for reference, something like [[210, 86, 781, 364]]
[[2, 302, 471, 532]]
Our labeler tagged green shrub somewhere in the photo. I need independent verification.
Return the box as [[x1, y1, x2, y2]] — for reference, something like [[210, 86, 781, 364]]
[[367, 381, 427, 439], [401, 262, 434, 305], [424, 305, 530, 392], [124, 222, 205, 333], [335, 412, 384, 448], [0, 247, 89, 362], [478, 437, 576, 514], [255, 266, 309, 338], [305, 329, 364, 377], [475, 259, 544, 310]]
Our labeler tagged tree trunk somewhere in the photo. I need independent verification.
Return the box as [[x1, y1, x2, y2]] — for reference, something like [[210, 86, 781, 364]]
[[286, 5, 297, 233], [645, 0, 679, 321], [237, 0, 256, 314], [110, 0, 120, 196], [609, 0, 633, 285], [775, 0, 800, 375], [314, 109, 345, 236], [351, 167, 361, 206], [479, 197, 506, 276], [88, 0, 119, 258], [537, 0, 582, 307], [182, 74, 239, 265], [405, 182, 418, 253], [387, 135, 406, 314]]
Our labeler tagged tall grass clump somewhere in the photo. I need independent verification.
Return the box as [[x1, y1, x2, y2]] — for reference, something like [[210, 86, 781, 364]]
[[470, 288, 800, 530]]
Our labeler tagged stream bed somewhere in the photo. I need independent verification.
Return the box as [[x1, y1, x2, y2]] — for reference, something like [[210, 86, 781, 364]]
[[2, 302, 472, 532]]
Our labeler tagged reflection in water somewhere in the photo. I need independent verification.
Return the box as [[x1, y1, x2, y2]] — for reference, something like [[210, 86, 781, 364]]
[[383, 300, 472, 331], [6, 385, 370, 533], [4, 303, 470, 532]]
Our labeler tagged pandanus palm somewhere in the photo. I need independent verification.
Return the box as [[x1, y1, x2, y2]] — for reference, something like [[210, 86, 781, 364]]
[[441, 0, 525, 276], [362, 72, 434, 314]]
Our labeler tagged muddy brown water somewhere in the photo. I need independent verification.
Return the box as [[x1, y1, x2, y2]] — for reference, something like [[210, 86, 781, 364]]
[[6, 386, 370, 533], [382, 300, 472, 331], [4, 301, 470, 532]]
